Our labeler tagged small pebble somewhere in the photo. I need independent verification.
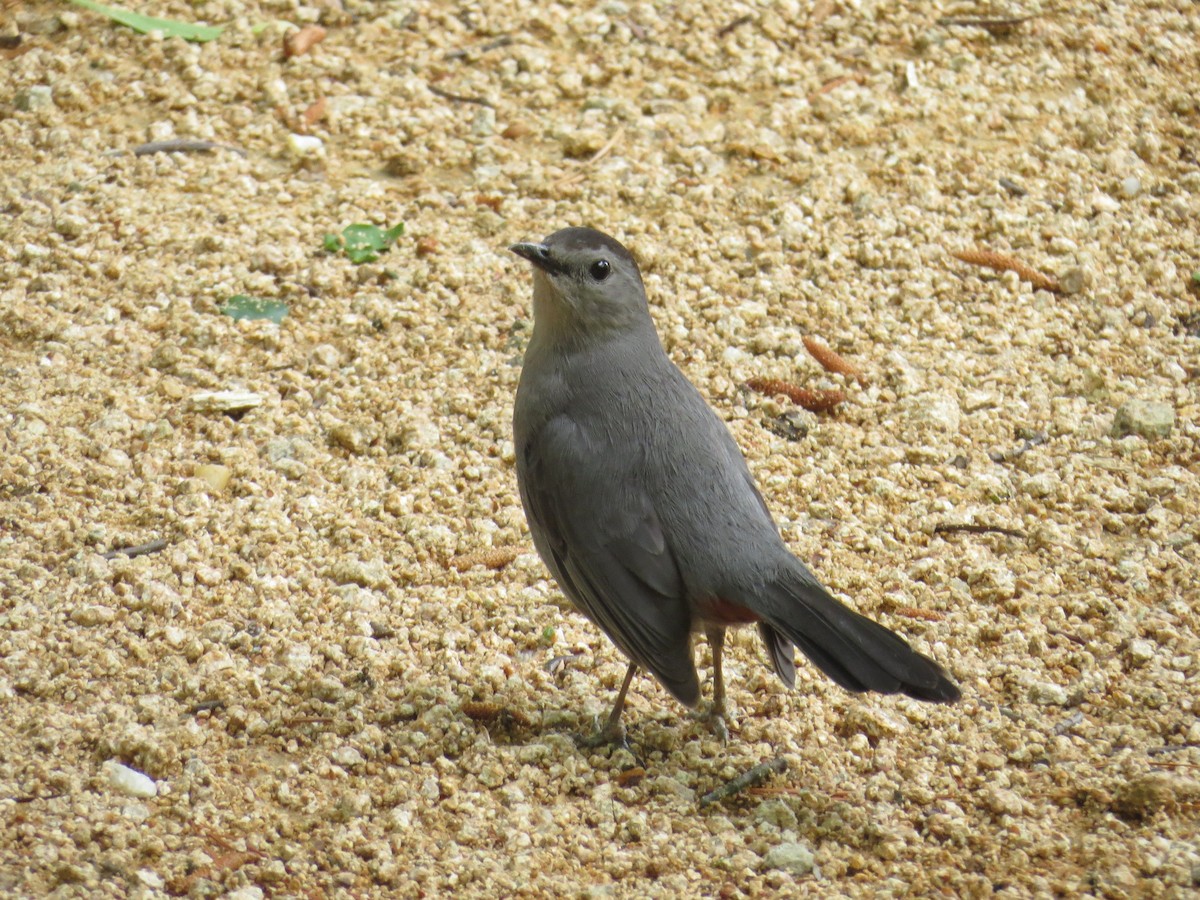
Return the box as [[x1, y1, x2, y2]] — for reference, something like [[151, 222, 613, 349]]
[[1110, 400, 1174, 439], [194, 463, 231, 491], [1126, 639, 1155, 666], [286, 133, 324, 157], [763, 841, 815, 876], [1029, 682, 1069, 706], [15, 85, 54, 111], [104, 761, 158, 799], [190, 391, 263, 414]]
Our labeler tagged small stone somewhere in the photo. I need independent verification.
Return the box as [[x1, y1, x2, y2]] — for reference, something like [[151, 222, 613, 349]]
[[763, 841, 815, 876], [561, 129, 607, 159], [1110, 773, 1177, 820], [286, 133, 324, 157], [754, 799, 798, 830], [329, 424, 366, 454], [471, 107, 496, 137], [1118, 176, 1142, 199], [1029, 682, 1069, 705], [330, 559, 392, 590], [332, 746, 364, 768], [104, 761, 158, 799], [135, 869, 165, 889], [902, 392, 961, 432], [194, 464, 231, 492], [1059, 265, 1093, 295], [1127, 639, 1155, 666], [190, 390, 263, 415], [71, 605, 116, 626], [15, 85, 54, 111], [986, 787, 1024, 816], [1111, 400, 1174, 439], [55, 214, 87, 238]]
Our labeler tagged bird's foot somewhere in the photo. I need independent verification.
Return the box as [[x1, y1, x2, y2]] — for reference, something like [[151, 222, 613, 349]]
[[575, 718, 628, 751], [692, 701, 734, 743]]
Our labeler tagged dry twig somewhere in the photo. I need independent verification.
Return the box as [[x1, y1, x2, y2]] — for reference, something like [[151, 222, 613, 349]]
[[949, 248, 1061, 292], [745, 378, 846, 413], [101, 537, 167, 559], [933, 523, 1026, 539], [700, 757, 788, 806], [428, 84, 493, 107], [937, 15, 1037, 35], [717, 14, 753, 37], [802, 335, 867, 385], [807, 72, 866, 102]]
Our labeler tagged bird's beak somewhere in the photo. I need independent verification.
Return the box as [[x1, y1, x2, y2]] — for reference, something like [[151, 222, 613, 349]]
[[509, 242, 562, 275]]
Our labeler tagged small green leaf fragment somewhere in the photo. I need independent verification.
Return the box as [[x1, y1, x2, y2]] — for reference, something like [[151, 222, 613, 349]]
[[220, 295, 289, 324], [66, 0, 225, 42], [325, 222, 406, 264]]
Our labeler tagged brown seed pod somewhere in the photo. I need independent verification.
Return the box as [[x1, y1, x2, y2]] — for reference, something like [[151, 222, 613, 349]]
[[461, 701, 531, 728], [449, 547, 520, 571], [745, 378, 846, 413], [949, 248, 1061, 293], [802, 336, 867, 386], [283, 24, 327, 59]]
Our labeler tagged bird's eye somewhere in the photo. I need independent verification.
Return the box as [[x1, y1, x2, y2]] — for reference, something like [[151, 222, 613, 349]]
[[589, 259, 611, 281]]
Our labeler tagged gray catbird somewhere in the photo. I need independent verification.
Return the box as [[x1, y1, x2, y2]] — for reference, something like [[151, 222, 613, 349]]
[[511, 227, 959, 741]]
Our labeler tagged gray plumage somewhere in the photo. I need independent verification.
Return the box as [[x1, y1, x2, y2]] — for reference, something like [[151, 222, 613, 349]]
[[510, 227, 958, 736]]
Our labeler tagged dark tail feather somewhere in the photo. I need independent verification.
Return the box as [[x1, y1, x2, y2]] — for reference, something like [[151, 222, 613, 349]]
[[753, 570, 960, 703], [758, 622, 796, 688]]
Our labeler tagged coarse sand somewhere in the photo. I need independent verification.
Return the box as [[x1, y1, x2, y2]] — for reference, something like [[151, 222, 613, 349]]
[[1, 1, 1198, 896]]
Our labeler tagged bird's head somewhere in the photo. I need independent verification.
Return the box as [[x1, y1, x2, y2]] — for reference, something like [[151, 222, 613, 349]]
[[510, 227, 650, 338]]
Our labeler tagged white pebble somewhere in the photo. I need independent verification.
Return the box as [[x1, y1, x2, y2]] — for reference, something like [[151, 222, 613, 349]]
[[104, 761, 158, 799]]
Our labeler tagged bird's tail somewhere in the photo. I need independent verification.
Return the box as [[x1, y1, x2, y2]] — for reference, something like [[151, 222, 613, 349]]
[[749, 566, 960, 703]]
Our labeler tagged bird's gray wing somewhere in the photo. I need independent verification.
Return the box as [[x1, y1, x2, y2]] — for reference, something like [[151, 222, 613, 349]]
[[520, 414, 700, 706]]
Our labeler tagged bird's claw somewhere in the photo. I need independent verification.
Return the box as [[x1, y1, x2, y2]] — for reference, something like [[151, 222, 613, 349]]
[[575, 718, 628, 751], [692, 701, 733, 743]]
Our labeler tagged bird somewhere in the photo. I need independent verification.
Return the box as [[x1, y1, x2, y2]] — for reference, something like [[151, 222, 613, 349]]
[[509, 226, 959, 743]]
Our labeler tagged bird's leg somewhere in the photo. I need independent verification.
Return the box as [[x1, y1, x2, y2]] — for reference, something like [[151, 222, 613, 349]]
[[578, 661, 637, 748], [695, 626, 731, 742]]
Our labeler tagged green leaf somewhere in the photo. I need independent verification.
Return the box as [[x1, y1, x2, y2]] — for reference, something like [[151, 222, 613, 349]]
[[324, 222, 405, 265], [220, 295, 289, 324], [66, 0, 226, 42]]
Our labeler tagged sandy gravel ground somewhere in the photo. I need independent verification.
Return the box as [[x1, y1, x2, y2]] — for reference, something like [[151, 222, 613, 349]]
[[2, 0, 1198, 896]]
